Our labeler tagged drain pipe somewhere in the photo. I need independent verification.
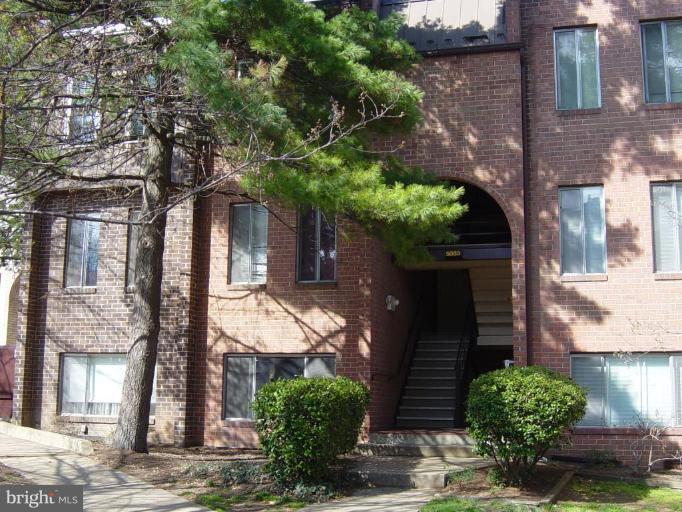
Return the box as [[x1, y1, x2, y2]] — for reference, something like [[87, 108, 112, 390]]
[[520, 47, 533, 366]]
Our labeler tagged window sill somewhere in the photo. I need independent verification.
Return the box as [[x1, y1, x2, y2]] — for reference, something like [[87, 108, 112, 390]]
[[63, 287, 97, 295], [556, 107, 602, 117], [654, 272, 682, 281], [643, 102, 682, 111], [57, 415, 156, 425], [560, 273, 608, 283], [574, 426, 682, 436], [125, 285, 135, 294], [295, 281, 338, 290], [225, 283, 267, 291], [221, 419, 254, 428]]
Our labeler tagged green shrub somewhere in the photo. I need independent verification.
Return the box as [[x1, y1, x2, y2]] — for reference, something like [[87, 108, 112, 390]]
[[252, 377, 370, 486], [466, 366, 586, 486]]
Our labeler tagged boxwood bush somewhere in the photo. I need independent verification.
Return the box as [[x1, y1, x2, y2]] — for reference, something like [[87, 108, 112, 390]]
[[466, 366, 586, 486], [252, 377, 370, 486]]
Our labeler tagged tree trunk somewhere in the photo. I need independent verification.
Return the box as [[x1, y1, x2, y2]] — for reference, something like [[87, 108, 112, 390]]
[[112, 127, 173, 452]]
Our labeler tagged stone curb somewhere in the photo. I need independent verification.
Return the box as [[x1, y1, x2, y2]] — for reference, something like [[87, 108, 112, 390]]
[[538, 470, 575, 506], [0, 421, 94, 456]]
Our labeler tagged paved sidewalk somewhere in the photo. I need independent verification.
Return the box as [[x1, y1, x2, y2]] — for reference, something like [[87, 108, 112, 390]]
[[0, 433, 207, 512], [301, 488, 434, 512]]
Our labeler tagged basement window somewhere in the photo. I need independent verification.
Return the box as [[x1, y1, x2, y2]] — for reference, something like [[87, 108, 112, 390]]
[[223, 355, 336, 420], [572, 354, 682, 427], [59, 353, 157, 417]]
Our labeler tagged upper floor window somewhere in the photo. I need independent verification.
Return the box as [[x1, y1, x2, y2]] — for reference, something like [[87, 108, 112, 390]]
[[297, 207, 336, 282], [68, 78, 100, 143], [651, 182, 682, 272], [126, 210, 140, 288], [559, 187, 606, 275], [572, 354, 682, 427], [230, 203, 268, 284], [554, 28, 601, 110], [641, 21, 682, 104], [65, 216, 100, 288], [60, 353, 156, 417]]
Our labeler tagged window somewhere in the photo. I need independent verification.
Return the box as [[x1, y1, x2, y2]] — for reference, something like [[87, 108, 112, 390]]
[[60, 354, 156, 417], [559, 187, 606, 274], [230, 204, 268, 284], [223, 355, 336, 419], [68, 78, 100, 143], [126, 210, 140, 288], [652, 183, 682, 272], [642, 21, 682, 104], [297, 208, 336, 282], [65, 216, 100, 287], [554, 28, 601, 109], [572, 354, 682, 427]]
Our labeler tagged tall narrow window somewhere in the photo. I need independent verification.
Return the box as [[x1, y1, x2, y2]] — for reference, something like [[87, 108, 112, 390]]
[[68, 78, 100, 142], [297, 208, 336, 282], [60, 354, 156, 417], [230, 203, 268, 284], [554, 28, 600, 109], [560, 187, 606, 274], [642, 21, 682, 104], [65, 216, 100, 287], [652, 182, 682, 272], [126, 210, 140, 288]]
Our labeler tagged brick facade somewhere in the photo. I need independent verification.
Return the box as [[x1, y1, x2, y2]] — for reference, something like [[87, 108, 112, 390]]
[[12, 0, 682, 464]]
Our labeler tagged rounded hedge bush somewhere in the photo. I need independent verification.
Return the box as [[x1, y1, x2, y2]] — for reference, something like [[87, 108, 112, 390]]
[[252, 377, 370, 486], [466, 366, 586, 486]]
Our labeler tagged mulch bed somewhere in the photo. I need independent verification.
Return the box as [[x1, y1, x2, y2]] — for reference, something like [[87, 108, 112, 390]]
[[0, 463, 34, 485]]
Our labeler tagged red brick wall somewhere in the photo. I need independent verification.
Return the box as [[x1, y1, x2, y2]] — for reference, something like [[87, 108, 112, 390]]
[[202, 193, 376, 447], [13, 190, 198, 445], [373, 50, 527, 364], [521, 0, 682, 461]]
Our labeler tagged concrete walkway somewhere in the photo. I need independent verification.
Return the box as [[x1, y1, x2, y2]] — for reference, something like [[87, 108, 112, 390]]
[[301, 488, 435, 512], [0, 433, 207, 512]]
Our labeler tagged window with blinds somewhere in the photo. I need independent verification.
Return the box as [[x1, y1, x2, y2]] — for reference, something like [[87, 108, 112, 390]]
[[559, 186, 606, 275], [230, 203, 269, 284], [554, 28, 601, 110], [571, 354, 681, 427], [651, 183, 682, 272]]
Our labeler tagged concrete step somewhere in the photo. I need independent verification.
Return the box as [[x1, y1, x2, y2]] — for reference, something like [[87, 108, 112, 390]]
[[398, 407, 455, 419], [477, 334, 513, 346], [414, 349, 461, 359], [417, 341, 461, 351], [407, 358, 457, 369], [369, 431, 474, 446], [355, 443, 474, 458], [476, 312, 513, 324], [408, 368, 457, 379], [395, 417, 455, 428], [404, 385, 456, 398], [478, 324, 513, 336], [400, 396, 455, 408], [406, 377, 457, 388]]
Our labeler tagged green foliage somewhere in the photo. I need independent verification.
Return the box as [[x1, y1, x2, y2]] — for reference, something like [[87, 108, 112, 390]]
[[466, 366, 587, 486], [252, 377, 369, 486], [421, 497, 533, 512], [219, 461, 267, 486], [166, 0, 467, 263]]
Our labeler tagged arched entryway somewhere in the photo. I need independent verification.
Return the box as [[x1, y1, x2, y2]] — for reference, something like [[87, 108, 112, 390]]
[[395, 182, 514, 429]]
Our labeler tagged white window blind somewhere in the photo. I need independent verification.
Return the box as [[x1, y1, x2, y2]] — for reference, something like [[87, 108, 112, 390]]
[[572, 355, 605, 426], [230, 204, 268, 284], [65, 216, 100, 288], [554, 28, 600, 109], [642, 21, 682, 104], [652, 183, 682, 272], [560, 187, 606, 274]]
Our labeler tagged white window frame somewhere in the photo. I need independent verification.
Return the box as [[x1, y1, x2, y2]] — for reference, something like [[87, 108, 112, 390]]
[[571, 353, 682, 428], [296, 208, 337, 283], [229, 203, 269, 285], [58, 353, 157, 418], [559, 186, 607, 275], [651, 182, 682, 273], [223, 354, 336, 420], [641, 20, 682, 104], [553, 27, 602, 110], [64, 214, 100, 288]]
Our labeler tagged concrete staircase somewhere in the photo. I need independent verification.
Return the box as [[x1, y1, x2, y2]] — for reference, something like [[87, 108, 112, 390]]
[[395, 334, 470, 429], [469, 261, 513, 347]]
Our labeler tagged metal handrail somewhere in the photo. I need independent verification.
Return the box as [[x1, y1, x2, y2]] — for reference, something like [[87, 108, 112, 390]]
[[454, 299, 478, 426]]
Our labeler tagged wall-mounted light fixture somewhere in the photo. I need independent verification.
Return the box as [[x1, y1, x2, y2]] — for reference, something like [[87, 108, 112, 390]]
[[385, 295, 400, 312]]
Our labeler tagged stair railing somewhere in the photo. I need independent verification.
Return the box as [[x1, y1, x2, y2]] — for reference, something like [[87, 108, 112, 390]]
[[454, 298, 478, 427]]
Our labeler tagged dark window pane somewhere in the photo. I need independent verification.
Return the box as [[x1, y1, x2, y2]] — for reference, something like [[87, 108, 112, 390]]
[[318, 213, 336, 281], [127, 211, 140, 287], [667, 22, 682, 103], [256, 357, 304, 393], [298, 208, 318, 281], [643, 24, 667, 103], [65, 220, 85, 287], [556, 31, 578, 109], [560, 189, 584, 274], [251, 205, 268, 283], [84, 220, 99, 286], [305, 357, 336, 378], [578, 29, 600, 108], [224, 357, 254, 419], [230, 205, 252, 283], [583, 188, 605, 273]]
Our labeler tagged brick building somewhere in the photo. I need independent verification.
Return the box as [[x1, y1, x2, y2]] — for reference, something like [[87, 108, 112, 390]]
[[12, 0, 682, 462]]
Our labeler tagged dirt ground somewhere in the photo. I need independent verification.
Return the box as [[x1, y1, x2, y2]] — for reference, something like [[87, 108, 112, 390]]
[[0, 463, 34, 485]]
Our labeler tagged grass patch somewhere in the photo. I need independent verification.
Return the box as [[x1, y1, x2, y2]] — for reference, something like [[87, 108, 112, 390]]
[[421, 498, 533, 512], [196, 490, 306, 511]]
